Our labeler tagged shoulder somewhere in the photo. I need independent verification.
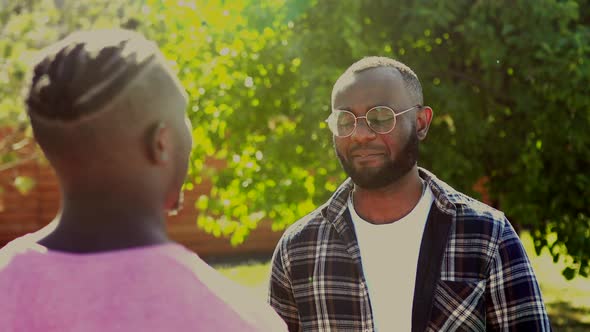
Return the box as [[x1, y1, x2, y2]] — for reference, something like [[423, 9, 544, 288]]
[[425, 170, 509, 237], [158, 246, 287, 330], [447, 192, 511, 255], [453, 192, 507, 230], [275, 204, 330, 251], [271, 204, 337, 275], [424, 172, 518, 276], [0, 234, 42, 271], [0, 239, 20, 272], [0, 221, 58, 268], [277, 178, 353, 251]]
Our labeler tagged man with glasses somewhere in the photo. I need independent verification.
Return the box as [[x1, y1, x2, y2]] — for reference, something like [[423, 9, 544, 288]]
[[268, 56, 550, 331]]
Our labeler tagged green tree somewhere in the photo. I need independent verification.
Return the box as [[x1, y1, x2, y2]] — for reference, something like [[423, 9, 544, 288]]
[[1, 0, 588, 279], [131, 0, 323, 244]]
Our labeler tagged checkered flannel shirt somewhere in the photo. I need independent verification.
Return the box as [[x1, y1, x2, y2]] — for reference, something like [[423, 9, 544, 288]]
[[268, 168, 551, 331]]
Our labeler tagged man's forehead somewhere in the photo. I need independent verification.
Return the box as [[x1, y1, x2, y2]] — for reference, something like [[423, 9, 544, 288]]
[[332, 67, 408, 108], [355, 66, 402, 80]]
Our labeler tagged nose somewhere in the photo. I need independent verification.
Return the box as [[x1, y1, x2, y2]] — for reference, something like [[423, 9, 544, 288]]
[[350, 117, 377, 143]]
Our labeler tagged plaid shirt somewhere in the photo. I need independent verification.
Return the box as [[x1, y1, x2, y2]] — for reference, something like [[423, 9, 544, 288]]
[[269, 168, 551, 331]]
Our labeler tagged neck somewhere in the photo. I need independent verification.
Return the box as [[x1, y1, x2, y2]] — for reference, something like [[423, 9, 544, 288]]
[[37, 190, 171, 253], [352, 166, 423, 224]]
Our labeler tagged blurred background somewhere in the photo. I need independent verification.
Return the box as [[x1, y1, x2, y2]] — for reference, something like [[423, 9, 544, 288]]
[[1, 0, 589, 330]]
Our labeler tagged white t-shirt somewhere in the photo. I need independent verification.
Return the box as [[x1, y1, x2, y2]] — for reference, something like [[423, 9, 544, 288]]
[[348, 186, 434, 332], [0, 234, 287, 332]]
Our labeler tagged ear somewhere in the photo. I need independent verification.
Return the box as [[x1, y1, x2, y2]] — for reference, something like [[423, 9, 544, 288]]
[[147, 122, 172, 165], [416, 106, 433, 141]]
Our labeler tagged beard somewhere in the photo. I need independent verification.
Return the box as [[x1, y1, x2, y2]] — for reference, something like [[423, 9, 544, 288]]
[[336, 131, 419, 189]]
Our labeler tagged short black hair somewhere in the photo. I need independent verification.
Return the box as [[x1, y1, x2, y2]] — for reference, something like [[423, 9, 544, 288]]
[[333, 56, 424, 105], [25, 29, 160, 125]]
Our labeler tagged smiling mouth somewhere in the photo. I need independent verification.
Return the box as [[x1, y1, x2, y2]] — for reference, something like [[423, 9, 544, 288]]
[[351, 152, 386, 163], [351, 151, 385, 158], [356, 153, 382, 157]]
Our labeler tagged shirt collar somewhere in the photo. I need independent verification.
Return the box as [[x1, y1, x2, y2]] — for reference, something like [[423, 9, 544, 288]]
[[321, 167, 464, 226]]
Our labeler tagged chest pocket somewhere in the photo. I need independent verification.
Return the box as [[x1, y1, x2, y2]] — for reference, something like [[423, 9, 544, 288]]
[[426, 279, 486, 332]]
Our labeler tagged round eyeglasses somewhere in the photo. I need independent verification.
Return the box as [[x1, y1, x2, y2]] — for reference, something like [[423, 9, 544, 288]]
[[325, 104, 422, 137]]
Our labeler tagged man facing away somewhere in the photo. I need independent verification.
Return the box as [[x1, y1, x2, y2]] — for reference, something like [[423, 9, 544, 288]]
[[268, 56, 551, 331], [0, 29, 286, 332]]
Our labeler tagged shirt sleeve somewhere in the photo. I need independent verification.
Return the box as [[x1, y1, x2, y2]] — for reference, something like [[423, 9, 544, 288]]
[[268, 237, 301, 332], [485, 219, 552, 331]]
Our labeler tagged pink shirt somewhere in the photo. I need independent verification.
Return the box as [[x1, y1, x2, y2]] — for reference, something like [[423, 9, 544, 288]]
[[0, 234, 286, 332]]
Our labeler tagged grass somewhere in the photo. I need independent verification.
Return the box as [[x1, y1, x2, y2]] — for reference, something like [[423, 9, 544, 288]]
[[213, 232, 590, 331], [520, 232, 590, 331], [214, 259, 271, 302]]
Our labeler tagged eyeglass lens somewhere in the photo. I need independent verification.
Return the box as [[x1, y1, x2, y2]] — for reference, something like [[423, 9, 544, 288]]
[[335, 107, 396, 136]]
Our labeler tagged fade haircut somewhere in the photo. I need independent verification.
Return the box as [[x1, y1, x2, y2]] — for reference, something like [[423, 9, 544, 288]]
[[332, 56, 424, 105], [25, 29, 162, 126]]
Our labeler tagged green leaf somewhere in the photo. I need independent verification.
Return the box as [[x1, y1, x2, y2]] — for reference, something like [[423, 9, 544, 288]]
[[562, 267, 576, 281], [13, 176, 35, 195]]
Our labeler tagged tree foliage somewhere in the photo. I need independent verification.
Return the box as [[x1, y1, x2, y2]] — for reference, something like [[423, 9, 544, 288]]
[[0, 0, 588, 278]]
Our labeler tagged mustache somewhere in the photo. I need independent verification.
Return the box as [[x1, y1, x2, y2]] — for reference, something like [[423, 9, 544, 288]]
[[348, 144, 387, 154]]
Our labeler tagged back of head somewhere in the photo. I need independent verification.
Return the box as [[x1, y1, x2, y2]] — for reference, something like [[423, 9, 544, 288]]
[[26, 29, 161, 125], [24, 29, 189, 185]]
